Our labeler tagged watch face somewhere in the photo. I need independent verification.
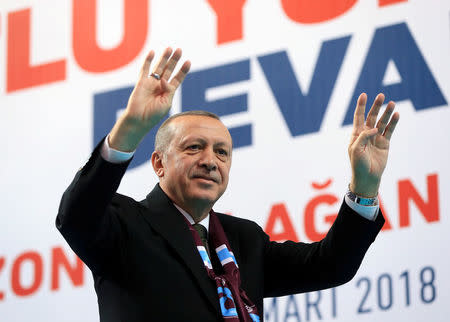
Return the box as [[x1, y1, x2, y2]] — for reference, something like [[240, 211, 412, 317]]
[[355, 196, 376, 206]]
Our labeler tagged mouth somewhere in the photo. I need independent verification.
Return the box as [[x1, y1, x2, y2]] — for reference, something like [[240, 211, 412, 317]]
[[192, 174, 218, 183]]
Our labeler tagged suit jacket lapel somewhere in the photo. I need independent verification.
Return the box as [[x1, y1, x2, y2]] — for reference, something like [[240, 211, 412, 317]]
[[139, 185, 219, 312]]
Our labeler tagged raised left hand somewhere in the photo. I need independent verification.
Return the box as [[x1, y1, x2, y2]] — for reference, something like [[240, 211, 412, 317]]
[[348, 93, 400, 197]]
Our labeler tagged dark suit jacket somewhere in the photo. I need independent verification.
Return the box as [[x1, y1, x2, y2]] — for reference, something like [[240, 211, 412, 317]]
[[56, 141, 385, 322]]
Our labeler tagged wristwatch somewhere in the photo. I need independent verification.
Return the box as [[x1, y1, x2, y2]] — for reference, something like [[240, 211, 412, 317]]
[[346, 189, 379, 206]]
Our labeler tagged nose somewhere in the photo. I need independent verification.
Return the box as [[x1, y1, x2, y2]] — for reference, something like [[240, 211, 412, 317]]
[[199, 149, 217, 171]]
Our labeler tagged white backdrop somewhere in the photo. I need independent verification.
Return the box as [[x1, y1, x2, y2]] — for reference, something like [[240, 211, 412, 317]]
[[1, 0, 449, 321]]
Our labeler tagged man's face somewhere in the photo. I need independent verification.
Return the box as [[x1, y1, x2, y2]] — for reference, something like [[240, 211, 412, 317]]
[[156, 115, 232, 210]]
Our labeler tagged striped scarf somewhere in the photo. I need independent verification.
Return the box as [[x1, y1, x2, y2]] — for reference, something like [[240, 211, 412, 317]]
[[186, 212, 260, 322]]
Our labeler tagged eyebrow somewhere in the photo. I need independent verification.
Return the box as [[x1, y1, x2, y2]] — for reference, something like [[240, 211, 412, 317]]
[[181, 137, 231, 149], [180, 137, 206, 146], [213, 142, 230, 148]]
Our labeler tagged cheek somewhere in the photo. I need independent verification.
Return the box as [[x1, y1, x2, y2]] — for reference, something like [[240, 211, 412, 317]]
[[220, 165, 231, 185], [173, 158, 194, 179]]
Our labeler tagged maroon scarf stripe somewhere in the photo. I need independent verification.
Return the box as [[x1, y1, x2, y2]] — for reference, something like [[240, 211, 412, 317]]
[[184, 212, 260, 322]]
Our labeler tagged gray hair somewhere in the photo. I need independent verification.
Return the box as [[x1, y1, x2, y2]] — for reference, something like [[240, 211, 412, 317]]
[[154, 110, 221, 153]]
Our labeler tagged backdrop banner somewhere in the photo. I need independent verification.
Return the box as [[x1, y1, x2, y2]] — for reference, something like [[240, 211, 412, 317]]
[[1, 0, 449, 321]]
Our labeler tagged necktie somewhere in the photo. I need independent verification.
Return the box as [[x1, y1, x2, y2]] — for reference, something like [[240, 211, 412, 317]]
[[193, 223, 210, 257]]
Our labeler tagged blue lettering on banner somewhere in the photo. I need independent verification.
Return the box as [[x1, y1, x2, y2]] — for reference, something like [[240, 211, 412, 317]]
[[93, 87, 169, 170], [264, 298, 278, 322], [258, 36, 351, 137], [356, 266, 437, 315], [357, 277, 372, 314], [182, 59, 252, 149], [305, 291, 322, 320], [343, 23, 447, 125], [218, 286, 238, 317], [92, 23, 446, 171], [284, 295, 302, 321]]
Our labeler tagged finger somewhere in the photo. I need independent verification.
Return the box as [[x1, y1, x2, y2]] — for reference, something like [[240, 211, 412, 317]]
[[170, 60, 191, 89], [376, 101, 395, 134], [161, 48, 182, 81], [152, 47, 173, 77], [353, 93, 367, 129], [139, 50, 155, 79], [383, 111, 400, 140], [365, 93, 385, 128], [160, 78, 169, 93], [354, 128, 378, 149]]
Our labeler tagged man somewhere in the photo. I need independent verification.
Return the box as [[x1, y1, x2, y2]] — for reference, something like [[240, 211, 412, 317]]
[[57, 47, 399, 321]]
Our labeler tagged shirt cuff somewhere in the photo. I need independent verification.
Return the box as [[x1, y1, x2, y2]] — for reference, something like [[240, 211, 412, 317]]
[[344, 194, 379, 221], [100, 135, 135, 164]]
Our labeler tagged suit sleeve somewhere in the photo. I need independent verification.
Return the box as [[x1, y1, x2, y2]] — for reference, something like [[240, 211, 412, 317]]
[[262, 200, 385, 297], [56, 139, 131, 275]]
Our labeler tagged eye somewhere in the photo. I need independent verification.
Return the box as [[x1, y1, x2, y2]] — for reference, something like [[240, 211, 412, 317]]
[[216, 148, 228, 156], [187, 144, 201, 151]]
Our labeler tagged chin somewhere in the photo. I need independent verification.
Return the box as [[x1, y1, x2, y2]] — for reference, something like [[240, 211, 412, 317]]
[[192, 194, 219, 204], [189, 189, 221, 205]]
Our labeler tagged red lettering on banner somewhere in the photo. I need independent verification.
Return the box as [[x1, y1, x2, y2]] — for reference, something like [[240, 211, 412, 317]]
[[281, 0, 357, 24], [11, 251, 43, 297], [73, 0, 148, 72], [398, 174, 439, 227], [206, 0, 246, 44], [0, 257, 5, 300], [311, 178, 332, 190], [304, 194, 338, 241], [379, 0, 408, 6], [379, 197, 393, 231], [51, 247, 84, 291], [265, 203, 299, 242], [7, 9, 66, 92], [303, 179, 338, 241]]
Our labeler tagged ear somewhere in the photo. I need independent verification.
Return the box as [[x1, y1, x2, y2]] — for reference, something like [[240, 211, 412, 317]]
[[151, 151, 164, 177]]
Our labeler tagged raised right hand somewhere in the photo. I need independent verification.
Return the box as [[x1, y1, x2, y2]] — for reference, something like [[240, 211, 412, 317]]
[[109, 47, 191, 152]]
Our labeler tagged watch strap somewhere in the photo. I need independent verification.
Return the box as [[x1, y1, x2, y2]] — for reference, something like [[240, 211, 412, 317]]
[[346, 189, 379, 206]]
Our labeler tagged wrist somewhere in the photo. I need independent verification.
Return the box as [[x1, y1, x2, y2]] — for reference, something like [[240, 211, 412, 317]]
[[108, 114, 150, 152], [346, 187, 379, 206], [349, 179, 379, 198]]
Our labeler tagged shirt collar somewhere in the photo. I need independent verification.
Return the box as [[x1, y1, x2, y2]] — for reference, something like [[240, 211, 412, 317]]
[[173, 204, 210, 232]]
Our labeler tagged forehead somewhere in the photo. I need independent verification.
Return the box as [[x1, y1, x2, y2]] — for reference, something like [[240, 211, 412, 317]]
[[170, 115, 232, 146]]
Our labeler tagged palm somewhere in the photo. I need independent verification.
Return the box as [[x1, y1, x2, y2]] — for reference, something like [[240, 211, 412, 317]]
[[350, 125, 389, 177], [129, 78, 175, 126], [126, 48, 191, 129]]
